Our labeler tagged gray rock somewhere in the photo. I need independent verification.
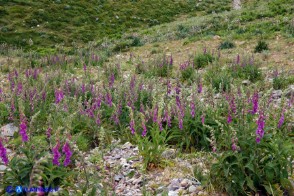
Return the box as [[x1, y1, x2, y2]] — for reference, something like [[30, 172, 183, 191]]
[[162, 149, 176, 159], [122, 142, 133, 149], [285, 85, 294, 98], [188, 185, 197, 193], [168, 179, 181, 191], [181, 179, 192, 187], [272, 90, 282, 99], [168, 190, 179, 196], [0, 165, 7, 171], [242, 80, 251, 86], [0, 123, 18, 137], [214, 93, 222, 99], [114, 174, 123, 182]]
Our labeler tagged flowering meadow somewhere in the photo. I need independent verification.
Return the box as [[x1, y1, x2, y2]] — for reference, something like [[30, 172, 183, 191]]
[[0, 43, 293, 196]]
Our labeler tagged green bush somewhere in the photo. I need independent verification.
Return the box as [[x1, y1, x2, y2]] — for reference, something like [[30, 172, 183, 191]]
[[254, 40, 269, 53], [194, 53, 214, 69], [210, 136, 293, 195], [230, 64, 263, 82], [76, 135, 90, 152], [181, 66, 195, 82], [218, 41, 235, 50], [205, 68, 232, 92], [273, 75, 294, 90]]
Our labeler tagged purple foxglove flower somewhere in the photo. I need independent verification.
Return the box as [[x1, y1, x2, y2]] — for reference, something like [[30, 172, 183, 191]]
[[130, 75, 136, 91], [96, 113, 101, 126], [178, 117, 183, 130], [236, 54, 240, 65], [198, 82, 202, 94], [0, 88, 2, 102], [105, 92, 112, 107], [55, 89, 64, 104], [81, 84, 86, 94], [142, 120, 147, 137], [158, 116, 163, 131], [42, 91, 47, 101], [130, 119, 136, 134], [167, 80, 171, 95], [201, 114, 205, 125], [19, 115, 28, 142], [14, 69, 18, 78], [251, 91, 259, 115], [163, 108, 171, 127], [231, 143, 237, 151], [255, 111, 265, 143], [83, 63, 87, 72], [52, 142, 61, 166], [17, 82, 23, 95], [190, 101, 195, 118], [227, 112, 232, 124], [46, 127, 52, 138], [175, 84, 181, 95], [153, 105, 158, 123], [140, 103, 145, 115], [278, 110, 284, 129], [0, 139, 9, 165], [109, 73, 115, 88], [62, 142, 72, 166]]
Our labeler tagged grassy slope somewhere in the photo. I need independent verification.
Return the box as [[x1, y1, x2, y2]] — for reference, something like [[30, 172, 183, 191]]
[[0, 0, 231, 51]]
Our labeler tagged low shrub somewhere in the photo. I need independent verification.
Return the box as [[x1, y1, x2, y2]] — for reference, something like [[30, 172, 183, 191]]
[[273, 74, 294, 90], [205, 67, 232, 92], [194, 53, 214, 69], [218, 41, 235, 50], [230, 64, 263, 82], [254, 40, 269, 53]]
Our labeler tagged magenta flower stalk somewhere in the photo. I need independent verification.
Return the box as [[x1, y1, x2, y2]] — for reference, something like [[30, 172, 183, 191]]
[[158, 117, 163, 131], [0, 139, 9, 165], [96, 113, 101, 126], [62, 142, 72, 167], [109, 73, 115, 88], [163, 107, 171, 127], [17, 82, 23, 95], [142, 120, 147, 137], [227, 111, 232, 124], [236, 54, 240, 65], [198, 82, 202, 94], [52, 142, 61, 166], [46, 127, 52, 138], [130, 119, 136, 134], [130, 75, 136, 91], [105, 92, 112, 107], [19, 115, 28, 142], [255, 111, 265, 143], [201, 114, 205, 125], [278, 110, 284, 129], [190, 101, 195, 118], [153, 105, 158, 123], [81, 83, 86, 94], [42, 91, 47, 101], [0, 88, 2, 102], [83, 63, 87, 73], [231, 143, 237, 151], [251, 91, 259, 115], [167, 80, 171, 95], [55, 89, 64, 104]]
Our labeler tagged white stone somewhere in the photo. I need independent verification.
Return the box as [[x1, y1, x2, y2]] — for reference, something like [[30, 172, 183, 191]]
[[0, 123, 18, 137]]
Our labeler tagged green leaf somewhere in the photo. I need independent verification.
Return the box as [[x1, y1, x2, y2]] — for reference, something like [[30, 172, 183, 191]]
[[246, 177, 256, 191], [263, 184, 273, 195], [281, 178, 293, 191]]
